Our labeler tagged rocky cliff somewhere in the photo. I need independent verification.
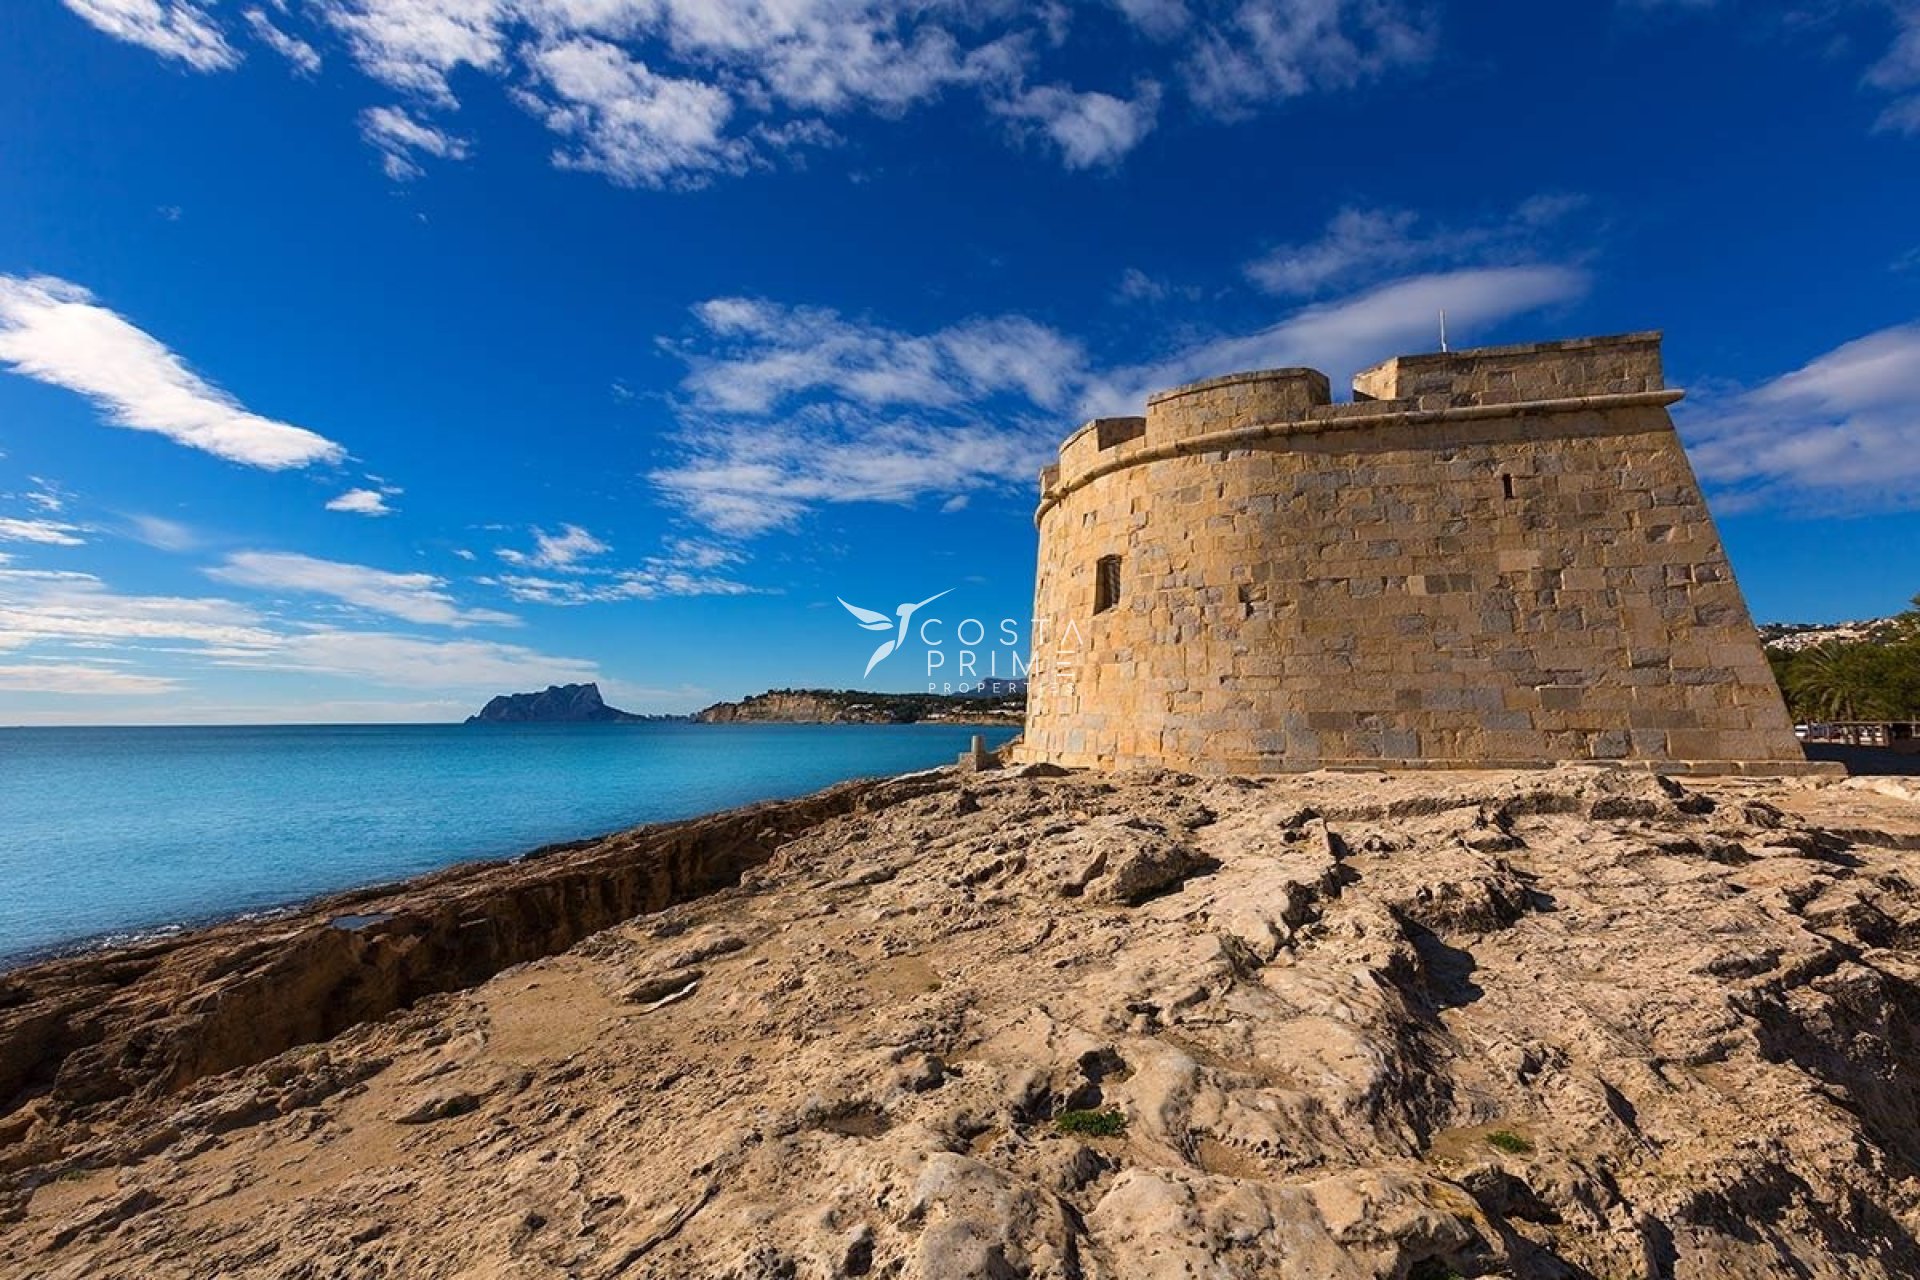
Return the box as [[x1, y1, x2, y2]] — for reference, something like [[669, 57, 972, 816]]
[[465, 682, 643, 724], [696, 687, 1023, 725], [5, 766, 1920, 1277]]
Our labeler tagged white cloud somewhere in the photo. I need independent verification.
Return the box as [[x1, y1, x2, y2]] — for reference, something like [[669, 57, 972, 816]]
[[244, 7, 323, 73], [1245, 195, 1588, 297], [64, 0, 1437, 185], [994, 81, 1162, 169], [520, 37, 746, 186], [1111, 0, 1189, 41], [207, 551, 517, 626], [652, 405, 1060, 536], [487, 529, 754, 603], [1085, 266, 1590, 412], [0, 275, 346, 470], [1870, 5, 1920, 133], [1113, 266, 1195, 303], [490, 534, 755, 603], [22, 480, 66, 513], [0, 567, 605, 703], [496, 523, 610, 571], [324, 0, 510, 105], [1681, 322, 1920, 513], [0, 663, 180, 695], [220, 629, 600, 689], [125, 513, 199, 551], [326, 487, 396, 516], [1179, 0, 1433, 116], [0, 518, 86, 546], [652, 264, 1587, 534], [674, 298, 1087, 415], [359, 105, 471, 180], [0, 569, 279, 651], [61, 0, 239, 71]]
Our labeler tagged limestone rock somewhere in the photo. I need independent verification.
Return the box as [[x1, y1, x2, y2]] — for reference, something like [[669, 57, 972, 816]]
[[5, 766, 1920, 1277]]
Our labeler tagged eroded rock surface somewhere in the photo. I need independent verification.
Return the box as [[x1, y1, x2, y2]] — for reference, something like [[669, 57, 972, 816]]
[[5, 766, 1920, 1278]]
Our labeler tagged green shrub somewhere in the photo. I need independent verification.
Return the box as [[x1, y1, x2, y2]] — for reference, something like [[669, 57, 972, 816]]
[[1054, 1109, 1127, 1137], [1486, 1129, 1533, 1155]]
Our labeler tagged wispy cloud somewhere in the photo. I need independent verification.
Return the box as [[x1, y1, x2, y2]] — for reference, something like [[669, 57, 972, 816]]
[[1869, 4, 1920, 133], [207, 551, 516, 627], [219, 630, 599, 689], [0, 517, 87, 546], [0, 568, 277, 650], [0, 567, 600, 697], [496, 524, 610, 572], [125, 513, 199, 551], [1630, 0, 1920, 136], [518, 37, 747, 187], [489, 529, 757, 603], [1681, 321, 1920, 514], [61, 0, 239, 71], [359, 105, 470, 181], [651, 262, 1589, 535], [243, 6, 321, 74], [325, 487, 396, 516], [0, 662, 181, 695], [1244, 194, 1588, 297], [994, 81, 1163, 169], [62, 0, 1437, 187], [0, 275, 346, 470], [1178, 0, 1434, 116], [671, 298, 1087, 415], [20, 479, 67, 513], [1085, 265, 1593, 412]]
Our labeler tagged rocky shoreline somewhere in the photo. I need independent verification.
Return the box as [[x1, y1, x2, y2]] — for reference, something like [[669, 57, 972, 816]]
[[4, 764, 1920, 1276]]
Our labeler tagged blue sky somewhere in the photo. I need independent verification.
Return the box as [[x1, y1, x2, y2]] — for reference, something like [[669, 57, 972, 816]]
[[1, 0, 1917, 723]]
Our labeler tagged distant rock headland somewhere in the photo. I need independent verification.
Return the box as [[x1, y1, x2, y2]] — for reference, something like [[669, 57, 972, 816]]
[[464, 682, 645, 724], [694, 686, 1024, 725]]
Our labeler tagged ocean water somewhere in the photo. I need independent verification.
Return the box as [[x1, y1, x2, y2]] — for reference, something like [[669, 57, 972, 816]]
[[0, 722, 1019, 965]]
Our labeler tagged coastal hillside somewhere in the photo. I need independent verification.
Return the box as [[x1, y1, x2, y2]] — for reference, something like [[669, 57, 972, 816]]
[[696, 686, 1024, 725], [4, 765, 1920, 1276], [1761, 609, 1913, 654]]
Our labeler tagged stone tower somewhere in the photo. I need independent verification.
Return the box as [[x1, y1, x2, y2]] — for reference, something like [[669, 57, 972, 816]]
[[1017, 333, 1821, 775]]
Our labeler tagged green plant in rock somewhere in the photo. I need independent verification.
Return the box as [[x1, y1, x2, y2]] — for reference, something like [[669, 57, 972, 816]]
[[1486, 1129, 1533, 1155], [1054, 1109, 1127, 1137]]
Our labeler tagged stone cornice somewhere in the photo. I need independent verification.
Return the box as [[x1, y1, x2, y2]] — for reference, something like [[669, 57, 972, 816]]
[[1034, 388, 1686, 527]]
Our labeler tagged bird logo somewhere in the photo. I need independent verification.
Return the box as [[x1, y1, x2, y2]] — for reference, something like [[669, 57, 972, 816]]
[[838, 589, 952, 677]]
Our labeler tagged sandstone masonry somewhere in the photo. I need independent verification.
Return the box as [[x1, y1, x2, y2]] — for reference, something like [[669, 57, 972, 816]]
[[1015, 333, 1825, 775]]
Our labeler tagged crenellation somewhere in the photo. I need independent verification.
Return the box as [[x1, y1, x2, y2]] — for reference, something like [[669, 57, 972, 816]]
[[1017, 331, 1826, 776]]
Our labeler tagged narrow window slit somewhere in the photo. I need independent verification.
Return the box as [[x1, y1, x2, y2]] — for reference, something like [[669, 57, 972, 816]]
[[1094, 555, 1122, 614], [1501, 473, 1516, 500]]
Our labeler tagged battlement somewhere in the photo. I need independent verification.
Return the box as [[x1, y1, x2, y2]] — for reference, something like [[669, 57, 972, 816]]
[[1043, 333, 1676, 506], [1351, 331, 1664, 405]]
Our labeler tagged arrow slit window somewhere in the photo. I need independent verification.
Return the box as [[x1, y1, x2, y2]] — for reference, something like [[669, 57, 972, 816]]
[[1094, 555, 1122, 615]]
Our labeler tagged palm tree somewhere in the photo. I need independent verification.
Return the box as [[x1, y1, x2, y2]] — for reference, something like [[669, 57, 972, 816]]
[[1788, 642, 1891, 722]]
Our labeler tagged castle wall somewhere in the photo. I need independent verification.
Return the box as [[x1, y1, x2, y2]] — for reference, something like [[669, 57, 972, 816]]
[[1019, 335, 1817, 775]]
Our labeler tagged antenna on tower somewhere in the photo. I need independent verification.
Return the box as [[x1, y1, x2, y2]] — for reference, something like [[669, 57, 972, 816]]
[[1439, 309, 1449, 353]]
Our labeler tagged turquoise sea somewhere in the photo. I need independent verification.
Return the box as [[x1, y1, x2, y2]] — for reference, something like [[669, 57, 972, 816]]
[[0, 722, 1018, 965]]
